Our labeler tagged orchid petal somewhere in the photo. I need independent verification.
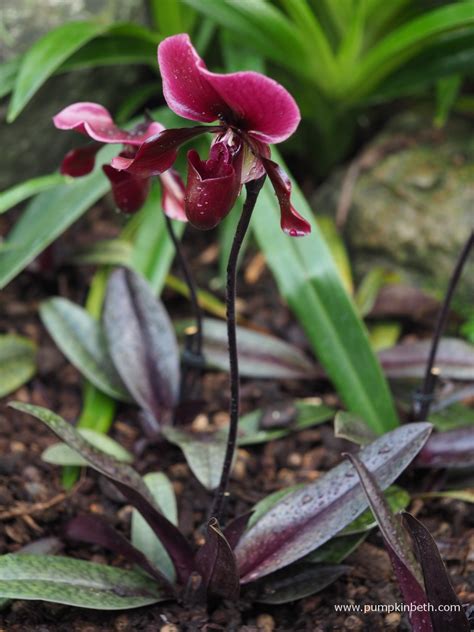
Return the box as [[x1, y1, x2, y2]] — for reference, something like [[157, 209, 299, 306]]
[[261, 158, 311, 236], [60, 144, 101, 177], [158, 34, 300, 143], [202, 70, 300, 144], [53, 102, 163, 145], [159, 169, 187, 222], [112, 126, 217, 177], [158, 34, 227, 123], [184, 143, 242, 230], [102, 164, 150, 214]]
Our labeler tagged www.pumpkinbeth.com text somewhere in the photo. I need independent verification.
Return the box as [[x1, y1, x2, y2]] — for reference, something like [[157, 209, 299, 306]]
[[334, 603, 462, 614]]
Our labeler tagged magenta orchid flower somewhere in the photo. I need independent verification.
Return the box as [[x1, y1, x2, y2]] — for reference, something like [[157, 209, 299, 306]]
[[53, 103, 186, 218], [111, 34, 311, 236]]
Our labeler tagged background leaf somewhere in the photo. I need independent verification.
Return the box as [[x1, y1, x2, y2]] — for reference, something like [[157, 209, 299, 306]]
[[0, 335, 37, 397], [40, 297, 131, 402], [131, 472, 178, 583], [41, 428, 133, 467], [252, 149, 398, 434], [7, 21, 108, 121]]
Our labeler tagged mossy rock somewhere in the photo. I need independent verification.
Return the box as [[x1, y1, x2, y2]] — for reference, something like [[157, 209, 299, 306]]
[[313, 110, 474, 307]]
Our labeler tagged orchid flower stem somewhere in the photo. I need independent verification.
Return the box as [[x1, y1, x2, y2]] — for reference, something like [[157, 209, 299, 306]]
[[211, 175, 266, 523], [413, 229, 474, 421], [164, 214, 203, 362]]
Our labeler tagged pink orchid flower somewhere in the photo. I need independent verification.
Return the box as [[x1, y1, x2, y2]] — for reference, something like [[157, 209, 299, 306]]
[[111, 34, 311, 236], [53, 103, 186, 218]]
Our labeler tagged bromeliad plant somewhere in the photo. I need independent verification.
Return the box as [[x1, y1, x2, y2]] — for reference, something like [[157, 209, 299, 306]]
[[1, 402, 431, 609]]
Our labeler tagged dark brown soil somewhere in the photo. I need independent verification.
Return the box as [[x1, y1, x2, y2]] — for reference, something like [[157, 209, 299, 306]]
[[0, 204, 472, 631]]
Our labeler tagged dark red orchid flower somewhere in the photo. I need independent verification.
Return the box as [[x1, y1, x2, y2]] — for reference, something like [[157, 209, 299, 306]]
[[111, 34, 310, 236], [53, 103, 186, 218]]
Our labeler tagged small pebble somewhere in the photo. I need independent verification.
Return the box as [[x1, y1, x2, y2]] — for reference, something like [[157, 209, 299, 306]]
[[256, 613, 275, 632], [343, 615, 364, 631], [191, 414, 209, 432], [160, 625, 180, 632], [385, 612, 401, 629]]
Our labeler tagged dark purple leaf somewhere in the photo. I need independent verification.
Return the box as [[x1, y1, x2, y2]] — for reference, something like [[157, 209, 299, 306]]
[[235, 423, 431, 583], [416, 427, 474, 469], [66, 514, 174, 592], [344, 453, 432, 632], [103, 268, 180, 428], [370, 285, 442, 324], [9, 402, 194, 584], [379, 337, 474, 380], [195, 518, 240, 601], [247, 562, 349, 604], [403, 513, 470, 632], [198, 318, 317, 380], [223, 512, 253, 550]]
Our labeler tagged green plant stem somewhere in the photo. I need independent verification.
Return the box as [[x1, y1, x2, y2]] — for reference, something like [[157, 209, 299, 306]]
[[210, 176, 266, 522], [412, 229, 474, 421]]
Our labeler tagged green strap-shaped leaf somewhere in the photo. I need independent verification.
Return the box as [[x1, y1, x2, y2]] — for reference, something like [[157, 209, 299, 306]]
[[252, 150, 398, 434], [0, 174, 69, 215], [0, 146, 114, 290], [0, 554, 167, 609], [40, 297, 131, 402], [0, 335, 37, 398], [7, 20, 107, 122]]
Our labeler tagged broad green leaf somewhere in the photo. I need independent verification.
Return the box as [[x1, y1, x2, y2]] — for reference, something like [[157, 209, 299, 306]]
[[162, 427, 227, 490], [251, 562, 348, 604], [0, 335, 37, 397], [41, 428, 133, 467], [305, 533, 367, 565], [435, 75, 462, 128], [416, 489, 474, 504], [252, 150, 398, 434], [429, 403, 474, 432], [69, 239, 133, 267], [355, 268, 400, 317], [238, 399, 334, 446], [368, 322, 401, 352], [334, 411, 377, 446], [339, 486, 411, 535], [0, 174, 69, 215], [40, 297, 131, 402], [0, 56, 21, 99], [131, 473, 178, 582], [0, 554, 167, 609], [317, 217, 353, 295], [0, 145, 114, 290], [8, 21, 107, 121]]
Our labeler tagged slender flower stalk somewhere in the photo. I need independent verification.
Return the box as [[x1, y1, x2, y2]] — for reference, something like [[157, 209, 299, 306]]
[[210, 176, 266, 521], [412, 229, 474, 421], [163, 213, 204, 399]]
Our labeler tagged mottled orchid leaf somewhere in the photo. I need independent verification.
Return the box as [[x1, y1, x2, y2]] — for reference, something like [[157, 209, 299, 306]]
[[65, 514, 173, 590], [403, 513, 470, 632], [40, 298, 131, 402], [41, 428, 133, 466], [9, 403, 194, 583], [223, 512, 253, 551], [247, 562, 349, 605], [379, 337, 474, 380], [0, 554, 167, 609], [103, 268, 180, 429], [162, 427, 227, 490], [238, 399, 334, 446], [197, 318, 317, 380], [429, 402, 474, 432], [334, 411, 376, 446], [345, 453, 432, 632], [0, 334, 37, 397], [195, 519, 240, 601], [416, 427, 474, 469], [131, 472, 178, 583], [235, 423, 431, 583]]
